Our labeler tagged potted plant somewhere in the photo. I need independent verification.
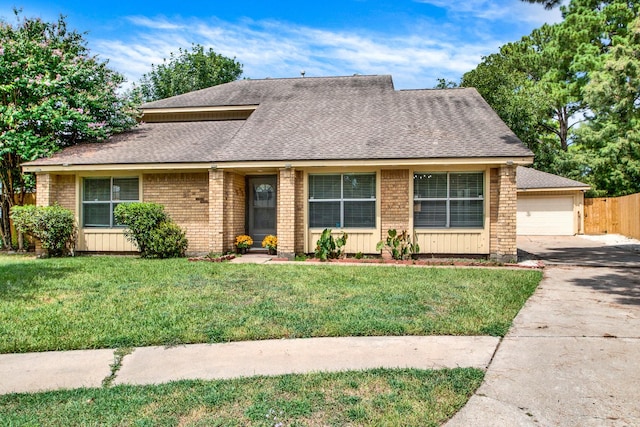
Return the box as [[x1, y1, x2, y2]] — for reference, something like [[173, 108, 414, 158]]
[[262, 235, 278, 255], [235, 235, 253, 254]]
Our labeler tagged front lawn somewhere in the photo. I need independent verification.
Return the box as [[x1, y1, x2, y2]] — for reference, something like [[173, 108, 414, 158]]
[[0, 368, 483, 426], [0, 256, 541, 353]]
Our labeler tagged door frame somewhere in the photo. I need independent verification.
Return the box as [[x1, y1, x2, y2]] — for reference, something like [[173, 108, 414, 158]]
[[246, 175, 278, 247]]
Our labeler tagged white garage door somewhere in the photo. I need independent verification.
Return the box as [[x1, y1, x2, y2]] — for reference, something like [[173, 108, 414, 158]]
[[517, 196, 575, 236]]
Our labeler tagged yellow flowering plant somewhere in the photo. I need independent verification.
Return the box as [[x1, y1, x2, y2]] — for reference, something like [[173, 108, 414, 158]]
[[261, 235, 278, 251], [235, 235, 253, 249]]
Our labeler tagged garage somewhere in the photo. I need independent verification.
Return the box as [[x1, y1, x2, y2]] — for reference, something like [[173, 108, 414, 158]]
[[517, 196, 575, 235], [516, 167, 590, 236]]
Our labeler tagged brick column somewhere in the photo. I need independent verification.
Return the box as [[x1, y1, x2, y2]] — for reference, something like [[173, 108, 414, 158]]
[[277, 168, 296, 259], [380, 169, 410, 258], [294, 170, 305, 254], [209, 169, 225, 253], [493, 165, 517, 262]]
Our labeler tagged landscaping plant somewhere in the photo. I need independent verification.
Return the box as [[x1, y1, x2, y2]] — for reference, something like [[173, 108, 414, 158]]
[[314, 228, 348, 260], [10, 205, 76, 256], [262, 235, 278, 253], [376, 229, 420, 260]]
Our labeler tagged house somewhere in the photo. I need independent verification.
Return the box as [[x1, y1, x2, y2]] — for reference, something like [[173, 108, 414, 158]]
[[22, 75, 534, 261], [516, 166, 590, 236]]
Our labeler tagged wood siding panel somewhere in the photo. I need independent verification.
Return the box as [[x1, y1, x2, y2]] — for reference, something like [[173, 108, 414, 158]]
[[415, 231, 488, 254], [307, 230, 378, 254], [77, 230, 136, 252]]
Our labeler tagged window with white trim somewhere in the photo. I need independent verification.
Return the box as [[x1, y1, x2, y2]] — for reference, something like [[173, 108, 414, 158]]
[[413, 172, 484, 228], [309, 173, 376, 228], [82, 177, 139, 227]]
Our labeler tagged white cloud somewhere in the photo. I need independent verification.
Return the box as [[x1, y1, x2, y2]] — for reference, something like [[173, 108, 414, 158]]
[[415, 0, 563, 25], [93, 10, 555, 91]]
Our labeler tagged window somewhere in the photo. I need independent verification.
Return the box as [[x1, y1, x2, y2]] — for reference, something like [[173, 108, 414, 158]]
[[414, 172, 484, 228], [82, 177, 139, 227], [309, 173, 376, 228]]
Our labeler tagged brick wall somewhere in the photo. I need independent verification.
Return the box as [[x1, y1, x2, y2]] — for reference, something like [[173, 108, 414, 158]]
[[144, 172, 209, 253], [52, 175, 76, 213], [493, 165, 517, 262], [277, 168, 296, 258], [35, 173, 51, 207], [223, 172, 246, 251]]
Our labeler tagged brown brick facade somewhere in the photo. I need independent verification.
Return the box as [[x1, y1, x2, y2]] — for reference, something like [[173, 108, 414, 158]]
[[34, 165, 521, 259], [144, 172, 209, 253]]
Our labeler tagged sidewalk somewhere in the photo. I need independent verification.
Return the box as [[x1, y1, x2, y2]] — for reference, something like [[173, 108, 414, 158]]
[[0, 336, 499, 395]]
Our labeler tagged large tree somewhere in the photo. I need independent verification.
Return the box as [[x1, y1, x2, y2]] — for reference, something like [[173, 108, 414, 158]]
[[0, 10, 139, 248], [465, 0, 640, 195], [137, 44, 243, 101], [461, 23, 585, 175]]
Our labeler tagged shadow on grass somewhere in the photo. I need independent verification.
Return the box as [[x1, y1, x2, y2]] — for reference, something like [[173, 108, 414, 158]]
[[0, 258, 78, 301], [567, 268, 640, 306]]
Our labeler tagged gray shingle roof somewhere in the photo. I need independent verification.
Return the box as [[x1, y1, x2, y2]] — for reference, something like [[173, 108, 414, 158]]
[[25, 75, 534, 167], [517, 166, 590, 190]]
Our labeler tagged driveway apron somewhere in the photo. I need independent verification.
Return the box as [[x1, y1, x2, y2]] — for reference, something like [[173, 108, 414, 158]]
[[447, 236, 640, 426]]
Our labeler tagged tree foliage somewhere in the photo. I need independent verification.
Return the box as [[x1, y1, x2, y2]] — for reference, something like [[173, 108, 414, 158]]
[[0, 10, 139, 247], [463, 0, 640, 196], [137, 44, 243, 101]]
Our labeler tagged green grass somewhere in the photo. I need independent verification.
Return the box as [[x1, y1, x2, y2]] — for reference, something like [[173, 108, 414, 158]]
[[0, 255, 541, 353], [0, 368, 484, 426]]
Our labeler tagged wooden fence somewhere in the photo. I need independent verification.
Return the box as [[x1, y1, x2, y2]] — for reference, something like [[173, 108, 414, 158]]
[[584, 193, 640, 240]]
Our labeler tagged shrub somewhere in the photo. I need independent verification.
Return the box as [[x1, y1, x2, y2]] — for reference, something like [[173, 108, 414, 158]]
[[146, 222, 188, 259], [114, 202, 187, 258], [10, 205, 77, 257], [376, 229, 420, 260], [314, 228, 348, 261]]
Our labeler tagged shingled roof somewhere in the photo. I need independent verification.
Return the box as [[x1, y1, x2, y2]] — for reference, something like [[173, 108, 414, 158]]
[[24, 75, 533, 167], [517, 166, 590, 190]]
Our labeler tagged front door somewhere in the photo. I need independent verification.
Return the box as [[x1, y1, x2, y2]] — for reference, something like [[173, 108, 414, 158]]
[[247, 176, 277, 248]]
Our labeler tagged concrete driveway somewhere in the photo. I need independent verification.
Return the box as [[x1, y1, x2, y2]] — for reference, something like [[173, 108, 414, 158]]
[[447, 235, 640, 426], [517, 235, 640, 267]]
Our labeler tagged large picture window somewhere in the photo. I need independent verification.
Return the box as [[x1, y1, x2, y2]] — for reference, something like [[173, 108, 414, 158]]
[[309, 173, 376, 228], [82, 177, 139, 227], [414, 172, 484, 228]]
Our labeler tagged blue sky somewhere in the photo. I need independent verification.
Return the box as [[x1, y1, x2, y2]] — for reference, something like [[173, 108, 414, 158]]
[[2, 1, 562, 89]]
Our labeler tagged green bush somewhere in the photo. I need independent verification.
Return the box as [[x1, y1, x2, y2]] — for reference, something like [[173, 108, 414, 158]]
[[314, 228, 348, 261], [146, 222, 188, 258], [114, 202, 188, 258], [10, 205, 77, 257]]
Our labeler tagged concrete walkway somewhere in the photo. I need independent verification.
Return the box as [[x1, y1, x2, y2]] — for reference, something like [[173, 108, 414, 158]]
[[0, 336, 498, 395], [447, 237, 640, 426]]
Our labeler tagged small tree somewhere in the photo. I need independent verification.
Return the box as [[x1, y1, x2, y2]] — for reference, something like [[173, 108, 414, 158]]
[[0, 10, 139, 248], [10, 205, 76, 256], [114, 202, 188, 258]]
